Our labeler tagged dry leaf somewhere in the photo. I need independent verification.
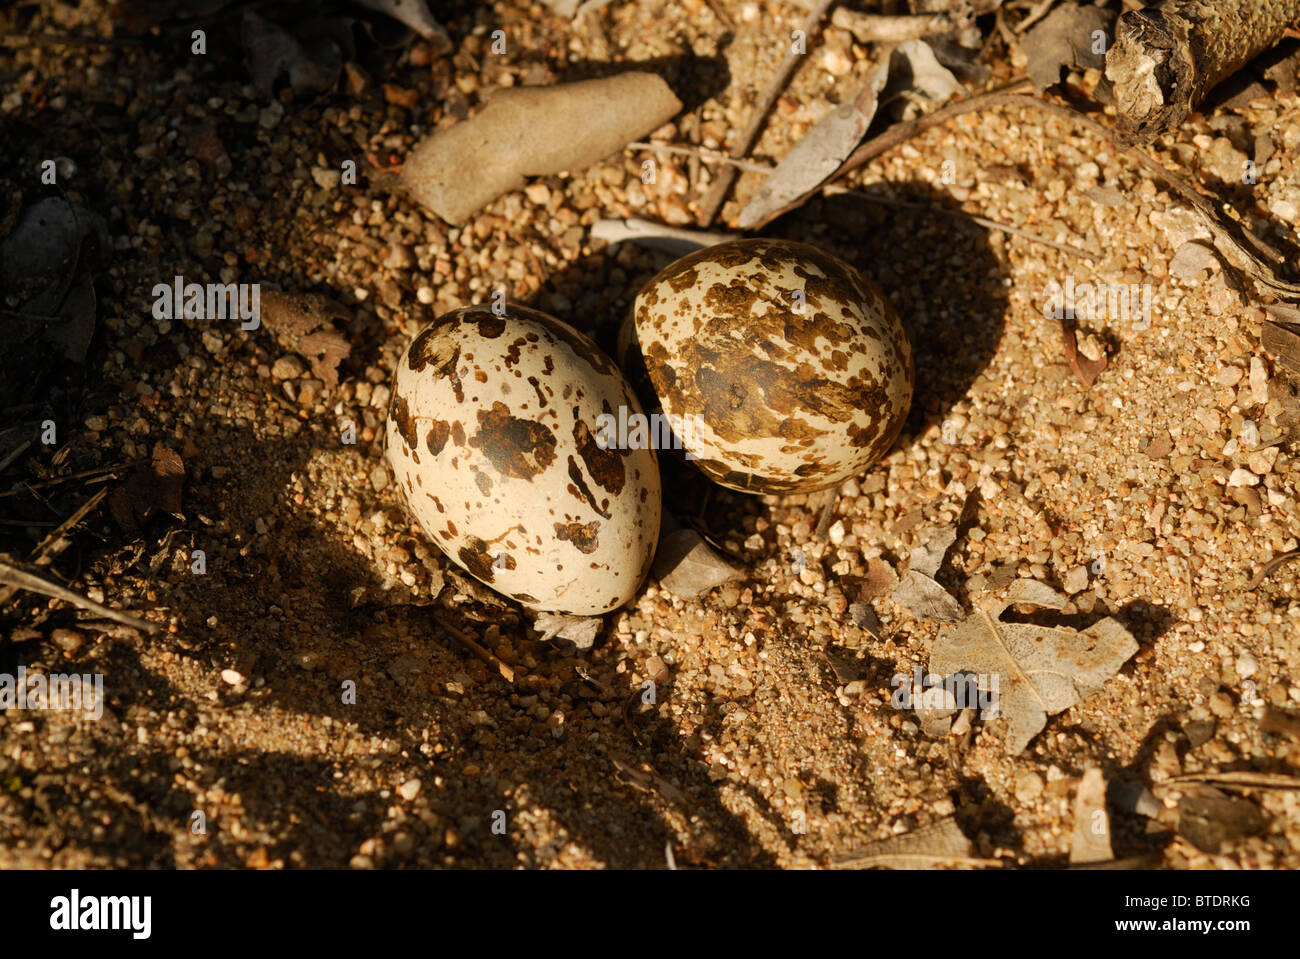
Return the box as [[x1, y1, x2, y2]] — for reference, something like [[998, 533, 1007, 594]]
[[532, 612, 602, 649], [929, 579, 1139, 753], [882, 39, 965, 120], [893, 571, 965, 622], [1019, 2, 1113, 91], [241, 11, 351, 98], [1168, 241, 1222, 283], [909, 524, 956, 578], [652, 528, 741, 599], [259, 291, 353, 389], [736, 58, 890, 230], [1070, 767, 1114, 864], [354, 0, 451, 51], [1177, 791, 1266, 854], [859, 557, 899, 601], [890, 524, 963, 622], [110, 443, 186, 531], [833, 817, 989, 869]]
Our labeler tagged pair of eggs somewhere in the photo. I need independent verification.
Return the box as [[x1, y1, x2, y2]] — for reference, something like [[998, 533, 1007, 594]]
[[385, 238, 914, 614]]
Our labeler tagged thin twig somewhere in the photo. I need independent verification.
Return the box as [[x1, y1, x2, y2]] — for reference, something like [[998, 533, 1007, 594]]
[[1248, 550, 1300, 589], [831, 9, 947, 44], [0, 32, 146, 48], [431, 611, 516, 683], [814, 483, 841, 541], [0, 488, 108, 607], [29, 487, 107, 568], [0, 461, 138, 499], [628, 141, 773, 174], [703, 0, 736, 32], [1002, 94, 1295, 277], [0, 556, 157, 632], [752, 78, 1034, 228], [697, 0, 838, 227], [828, 186, 1096, 260], [1159, 771, 1300, 791], [0, 439, 32, 476]]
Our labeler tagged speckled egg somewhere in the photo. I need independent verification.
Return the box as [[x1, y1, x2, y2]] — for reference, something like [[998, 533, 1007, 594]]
[[631, 238, 913, 493], [386, 305, 661, 615]]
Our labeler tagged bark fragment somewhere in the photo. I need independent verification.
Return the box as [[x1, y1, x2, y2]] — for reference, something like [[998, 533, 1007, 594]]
[[1105, 0, 1300, 144]]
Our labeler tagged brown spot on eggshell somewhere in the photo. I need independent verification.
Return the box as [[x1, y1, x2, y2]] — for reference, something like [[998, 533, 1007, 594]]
[[390, 392, 418, 449], [477, 314, 506, 338], [572, 419, 625, 495], [425, 420, 450, 456], [566, 456, 611, 519], [554, 520, 600, 554], [459, 537, 497, 582], [469, 401, 557, 480]]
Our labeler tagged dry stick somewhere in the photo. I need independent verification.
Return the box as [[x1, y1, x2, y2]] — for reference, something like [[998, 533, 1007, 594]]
[[831, 9, 947, 44], [1001, 93, 1300, 297], [431, 611, 516, 683], [28, 487, 107, 568], [1106, 0, 1300, 145], [0, 488, 108, 607], [1160, 771, 1300, 790], [0, 557, 157, 632], [764, 82, 1300, 300], [751, 78, 1034, 229], [703, 0, 736, 32], [696, 0, 838, 227], [0, 461, 138, 499], [627, 141, 773, 174], [827, 187, 1096, 260], [0, 439, 32, 476], [1247, 550, 1300, 589], [0, 32, 145, 48]]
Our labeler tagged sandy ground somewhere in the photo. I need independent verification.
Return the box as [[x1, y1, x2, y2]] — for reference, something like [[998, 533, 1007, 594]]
[[1, 0, 1299, 869]]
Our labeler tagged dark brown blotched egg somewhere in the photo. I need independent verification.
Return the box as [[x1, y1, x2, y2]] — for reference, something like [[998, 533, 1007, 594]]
[[631, 237, 913, 494], [386, 304, 661, 615]]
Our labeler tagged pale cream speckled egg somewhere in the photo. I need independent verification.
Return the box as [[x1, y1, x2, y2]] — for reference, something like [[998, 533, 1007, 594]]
[[386, 305, 661, 615], [631, 238, 913, 494]]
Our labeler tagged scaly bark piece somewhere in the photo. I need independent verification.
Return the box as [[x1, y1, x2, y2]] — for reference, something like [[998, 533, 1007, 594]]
[[1105, 0, 1300, 144]]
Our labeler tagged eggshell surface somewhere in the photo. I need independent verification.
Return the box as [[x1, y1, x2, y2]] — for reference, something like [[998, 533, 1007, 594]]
[[386, 305, 661, 615], [633, 238, 913, 493]]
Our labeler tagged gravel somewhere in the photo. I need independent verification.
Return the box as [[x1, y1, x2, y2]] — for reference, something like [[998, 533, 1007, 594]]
[[0, 0, 1297, 870]]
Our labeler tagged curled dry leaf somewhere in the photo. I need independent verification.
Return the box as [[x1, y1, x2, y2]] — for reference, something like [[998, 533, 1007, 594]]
[[354, 0, 451, 52], [532, 612, 602, 650], [259, 291, 353, 389], [241, 11, 353, 98], [1019, 1, 1113, 91], [589, 218, 739, 256], [890, 524, 963, 623], [929, 579, 1139, 754], [401, 73, 682, 224], [1177, 791, 1266, 855], [833, 817, 991, 869], [652, 527, 741, 600], [736, 58, 890, 230], [1054, 315, 1107, 389], [882, 40, 965, 121], [108, 443, 185, 532]]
